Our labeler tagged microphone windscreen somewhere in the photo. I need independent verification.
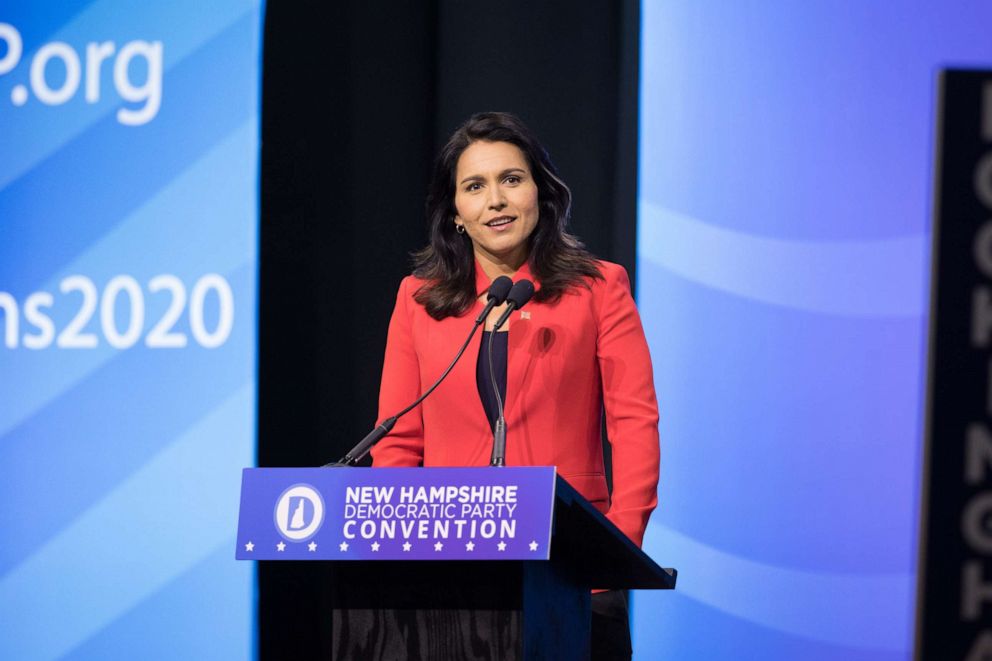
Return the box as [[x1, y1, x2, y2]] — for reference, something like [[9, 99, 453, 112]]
[[488, 276, 513, 304], [506, 279, 535, 309]]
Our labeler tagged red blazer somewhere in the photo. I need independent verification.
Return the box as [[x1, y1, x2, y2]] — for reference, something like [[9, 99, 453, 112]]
[[371, 260, 660, 547]]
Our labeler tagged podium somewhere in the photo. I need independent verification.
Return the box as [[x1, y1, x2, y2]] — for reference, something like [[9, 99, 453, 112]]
[[237, 467, 676, 660]]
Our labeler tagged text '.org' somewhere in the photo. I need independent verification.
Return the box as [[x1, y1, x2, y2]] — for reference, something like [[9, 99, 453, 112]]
[[0, 22, 162, 126]]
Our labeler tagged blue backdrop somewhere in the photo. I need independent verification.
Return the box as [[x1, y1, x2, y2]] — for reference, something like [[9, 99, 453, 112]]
[[0, 2, 261, 659], [634, 2, 992, 659]]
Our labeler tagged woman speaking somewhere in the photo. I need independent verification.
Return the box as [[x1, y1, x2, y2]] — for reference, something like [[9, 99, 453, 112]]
[[371, 112, 660, 658]]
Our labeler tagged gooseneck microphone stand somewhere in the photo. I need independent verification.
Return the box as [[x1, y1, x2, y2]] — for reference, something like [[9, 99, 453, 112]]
[[487, 322, 507, 467], [488, 279, 535, 467], [325, 276, 513, 467]]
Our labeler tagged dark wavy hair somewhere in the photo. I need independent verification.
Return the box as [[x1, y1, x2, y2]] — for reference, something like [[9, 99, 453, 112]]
[[412, 112, 602, 319]]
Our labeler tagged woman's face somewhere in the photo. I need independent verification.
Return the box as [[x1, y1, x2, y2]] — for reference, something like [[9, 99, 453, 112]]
[[453, 140, 539, 271]]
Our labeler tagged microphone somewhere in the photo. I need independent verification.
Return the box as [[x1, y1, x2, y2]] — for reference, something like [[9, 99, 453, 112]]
[[489, 279, 535, 466], [328, 276, 513, 466], [476, 275, 513, 325], [492, 279, 535, 331]]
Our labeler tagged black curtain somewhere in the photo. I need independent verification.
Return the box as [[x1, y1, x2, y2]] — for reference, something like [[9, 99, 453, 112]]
[[258, 1, 639, 657]]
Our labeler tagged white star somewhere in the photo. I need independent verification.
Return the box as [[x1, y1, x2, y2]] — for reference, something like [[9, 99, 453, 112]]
[[339, 541, 349, 551], [276, 541, 286, 552], [371, 541, 380, 552], [520, 311, 531, 319], [465, 541, 475, 551], [497, 541, 507, 551], [244, 541, 254, 552], [434, 541, 444, 551], [402, 541, 412, 552], [529, 541, 538, 551], [308, 541, 317, 552]]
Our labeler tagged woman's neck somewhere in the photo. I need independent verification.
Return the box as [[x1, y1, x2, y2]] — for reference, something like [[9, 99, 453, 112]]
[[475, 247, 528, 280]]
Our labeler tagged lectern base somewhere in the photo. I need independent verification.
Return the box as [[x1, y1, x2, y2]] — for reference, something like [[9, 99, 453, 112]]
[[330, 560, 591, 660]]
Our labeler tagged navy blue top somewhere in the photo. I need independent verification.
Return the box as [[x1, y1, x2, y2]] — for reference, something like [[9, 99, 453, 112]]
[[477, 330, 508, 431]]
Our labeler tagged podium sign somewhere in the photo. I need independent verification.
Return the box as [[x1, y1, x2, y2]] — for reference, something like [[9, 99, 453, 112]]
[[236, 466, 556, 561]]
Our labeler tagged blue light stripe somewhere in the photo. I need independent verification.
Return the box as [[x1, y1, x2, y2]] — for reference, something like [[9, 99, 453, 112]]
[[0, 116, 257, 441], [0, 12, 259, 297], [0, 0, 259, 191], [0, 383, 253, 661], [641, 522, 912, 651], [0, 264, 254, 578], [638, 202, 927, 317]]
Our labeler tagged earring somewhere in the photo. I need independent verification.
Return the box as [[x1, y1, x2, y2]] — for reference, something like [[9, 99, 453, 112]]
[[455, 224, 465, 234]]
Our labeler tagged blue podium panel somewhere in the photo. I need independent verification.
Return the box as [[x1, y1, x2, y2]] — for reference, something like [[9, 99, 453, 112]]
[[237, 467, 557, 561]]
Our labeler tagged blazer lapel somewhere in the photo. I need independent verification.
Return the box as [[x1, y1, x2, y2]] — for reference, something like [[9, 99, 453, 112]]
[[503, 261, 539, 425]]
